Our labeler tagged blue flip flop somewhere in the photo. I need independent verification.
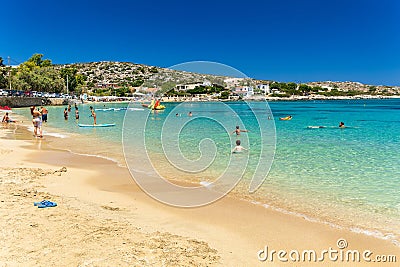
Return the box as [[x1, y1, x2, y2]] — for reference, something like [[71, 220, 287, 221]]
[[34, 200, 48, 206], [34, 200, 57, 208]]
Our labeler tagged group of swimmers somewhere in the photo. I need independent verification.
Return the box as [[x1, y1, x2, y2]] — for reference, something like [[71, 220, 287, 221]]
[[64, 103, 80, 120], [175, 111, 193, 117], [64, 104, 96, 124], [232, 126, 249, 153]]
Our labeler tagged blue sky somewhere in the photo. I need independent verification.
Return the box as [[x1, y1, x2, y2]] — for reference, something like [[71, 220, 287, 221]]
[[2, 0, 400, 85]]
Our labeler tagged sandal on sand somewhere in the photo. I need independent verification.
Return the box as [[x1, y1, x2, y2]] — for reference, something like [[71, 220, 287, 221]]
[[34, 200, 57, 208], [34, 200, 48, 206]]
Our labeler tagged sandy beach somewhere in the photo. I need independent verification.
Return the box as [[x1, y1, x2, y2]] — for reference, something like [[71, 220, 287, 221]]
[[1, 122, 399, 266]]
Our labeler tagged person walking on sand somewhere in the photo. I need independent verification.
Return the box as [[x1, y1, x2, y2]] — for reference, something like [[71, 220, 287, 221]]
[[232, 125, 249, 136], [30, 106, 43, 138], [40, 106, 48, 123], [64, 108, 68, 120], [89, 106, 97, 125]]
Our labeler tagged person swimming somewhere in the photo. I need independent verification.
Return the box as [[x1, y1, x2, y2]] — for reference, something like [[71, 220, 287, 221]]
[[232, 125, 249, 136], [232, 140, 247, 153], [279, 115, 292, 121], [339, 122, 345, 128]]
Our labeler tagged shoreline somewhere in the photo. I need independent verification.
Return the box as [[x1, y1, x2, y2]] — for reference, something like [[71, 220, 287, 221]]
[[3, 94, 400, 109], [1, 113, 400, 265], [10, 103, 400, 247]]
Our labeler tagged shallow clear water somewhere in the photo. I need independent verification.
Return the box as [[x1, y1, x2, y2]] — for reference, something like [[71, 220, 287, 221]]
[[16, 99, 400, 243]]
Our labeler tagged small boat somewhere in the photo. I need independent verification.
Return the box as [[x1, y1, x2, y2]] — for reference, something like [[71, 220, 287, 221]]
[[279, 115, 292, 121], [143, 99, 165, 110]]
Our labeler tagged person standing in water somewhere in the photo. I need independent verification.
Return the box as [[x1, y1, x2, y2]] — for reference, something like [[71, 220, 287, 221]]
[[40, 106, 48, 123], [2, 112, 16, 123], [89, 106, 97, 125], [75, 107, 79, 120], [64, 108, 68, 120], [30, 106, 43, 137], [232, 125, 249, 136]]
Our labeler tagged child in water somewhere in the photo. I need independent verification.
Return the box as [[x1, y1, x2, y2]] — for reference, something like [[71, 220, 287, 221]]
[[232, 125, 249, 136], [232, 140, 247, 153]]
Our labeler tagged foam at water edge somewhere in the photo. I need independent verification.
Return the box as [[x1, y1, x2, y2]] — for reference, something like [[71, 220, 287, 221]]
[[27, 126, 68, 138], [246, 198, 400, 247], [199, 181, 213, 188], [66, 149, 127, 168], [350, 227, 400, 246]]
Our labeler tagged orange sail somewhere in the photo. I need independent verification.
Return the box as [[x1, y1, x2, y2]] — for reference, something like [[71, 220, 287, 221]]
[[154, 100, 160, 109]]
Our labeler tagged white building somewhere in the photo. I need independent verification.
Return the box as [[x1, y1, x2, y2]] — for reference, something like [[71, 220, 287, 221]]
[[257, 84, 271, 94], [232, 86, 254, 98], [175, 81, 212, 91]]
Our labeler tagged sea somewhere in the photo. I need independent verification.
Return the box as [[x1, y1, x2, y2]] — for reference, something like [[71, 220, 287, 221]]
[[15, 99, 400, 244]]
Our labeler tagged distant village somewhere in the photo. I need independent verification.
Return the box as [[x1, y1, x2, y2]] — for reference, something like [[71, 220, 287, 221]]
[[64, 61, 399, 101], [2, 58, 399, 102]]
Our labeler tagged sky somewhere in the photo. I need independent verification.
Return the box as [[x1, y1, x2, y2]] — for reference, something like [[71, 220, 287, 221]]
[[2, 0, 400, 85]]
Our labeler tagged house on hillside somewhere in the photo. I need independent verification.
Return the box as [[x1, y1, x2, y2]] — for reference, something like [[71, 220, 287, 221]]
[[231, 86, 254, 98], [175, 81, 211, 91], [257, 84, 271, 94]]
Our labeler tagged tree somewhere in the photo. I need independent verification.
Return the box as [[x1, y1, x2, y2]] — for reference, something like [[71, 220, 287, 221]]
[[25, 53, 52, 68], [187, 86, 207, 95], [60, 67, 86, 93], [270, 82, 281, 89], [0, 68, 8, 89], [219, 91, 230, 99], [298, 84, 311, 94], [115, 86, 130, 97], [131, 79, 144, 87]]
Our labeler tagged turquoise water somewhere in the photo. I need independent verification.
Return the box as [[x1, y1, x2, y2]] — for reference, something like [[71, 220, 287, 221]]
[[16, 99, 400, 243]]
